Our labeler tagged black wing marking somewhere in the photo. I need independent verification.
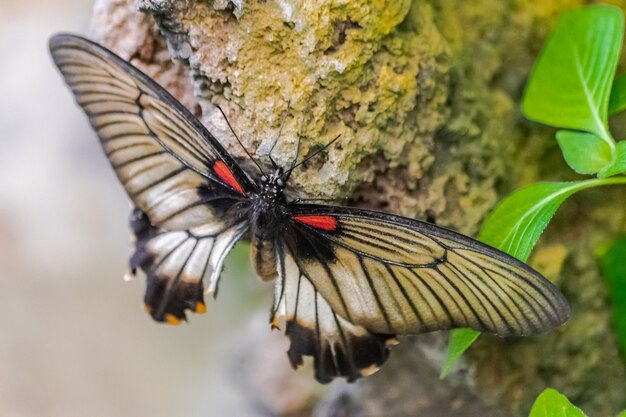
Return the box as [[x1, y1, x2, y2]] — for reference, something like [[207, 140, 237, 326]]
[[271, 243, 397, 383], [284, 204, 570, 337], [130, 209, 247, 323], [49, 33, 255, 231]]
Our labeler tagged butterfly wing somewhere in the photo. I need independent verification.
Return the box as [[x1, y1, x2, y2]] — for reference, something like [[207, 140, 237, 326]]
[[281, 204, 569, 338], [49, 33, 255, 231], [271, 242, 397, 383], [50, 33, 254, 322], [130, 209, 247, 323]]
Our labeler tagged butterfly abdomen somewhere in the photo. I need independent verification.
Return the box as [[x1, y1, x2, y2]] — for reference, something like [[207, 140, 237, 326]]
[[248, 182, 291, 282], [251, 235, 278, 281]]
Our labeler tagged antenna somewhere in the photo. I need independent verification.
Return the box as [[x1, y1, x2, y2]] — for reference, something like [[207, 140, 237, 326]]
[[281, 134, 342, 180], [268, 100, 291, 169], [287, 98, 313, 170], [216, 105, 265, 175]]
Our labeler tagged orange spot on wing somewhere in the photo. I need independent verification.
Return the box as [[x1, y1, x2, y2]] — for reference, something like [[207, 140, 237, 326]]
[[292, 215, 337, 231], [360, 364, 381, 377], [271, 313, 280, 330], [214, 160, 244, 194], [195, 302, 207, 314], [165, 314, 182, 325], [385, 337, 400, 347]]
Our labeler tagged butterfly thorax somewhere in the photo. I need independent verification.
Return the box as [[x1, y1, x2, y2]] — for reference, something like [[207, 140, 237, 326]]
[[249, 169, 289, 281]]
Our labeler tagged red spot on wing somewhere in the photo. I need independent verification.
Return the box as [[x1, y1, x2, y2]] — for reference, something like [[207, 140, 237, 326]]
[[213, 160, 244, 194], [292, 215, 338, 231]]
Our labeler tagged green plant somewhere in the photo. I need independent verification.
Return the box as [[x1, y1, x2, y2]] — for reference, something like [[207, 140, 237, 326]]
[[441, 4, 626, 378], [529, 389, 586, 417], [599, 237, 626, 356], [529, 388, 625, 417]]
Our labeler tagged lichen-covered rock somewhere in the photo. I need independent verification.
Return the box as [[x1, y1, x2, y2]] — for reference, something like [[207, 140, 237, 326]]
[[91, 0, 199, 111], [90, 0, 626, 416]]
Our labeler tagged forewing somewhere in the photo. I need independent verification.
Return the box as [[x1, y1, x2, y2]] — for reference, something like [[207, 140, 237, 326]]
[[49, 33, 255, 230], [130, 209, 247, 323], [271, 243, 397, 383], [285, 205, 570, 337]]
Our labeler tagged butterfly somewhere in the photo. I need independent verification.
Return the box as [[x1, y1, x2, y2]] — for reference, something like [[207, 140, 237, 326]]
[[49, 33, 570, 384]]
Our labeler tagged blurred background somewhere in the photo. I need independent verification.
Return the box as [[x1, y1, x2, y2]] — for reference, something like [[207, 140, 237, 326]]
[[0, 2, 306, 416]]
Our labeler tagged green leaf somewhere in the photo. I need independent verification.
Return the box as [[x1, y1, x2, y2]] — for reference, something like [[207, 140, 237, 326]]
[[529, 388, 587, 417], [522, 5, 623, 150], [616, 411, 626, 417], [556, 130, 613, 174], [480, 182, 589, 261], [441, 177, 626, 377], [478, 178, 626, 260], [599, 237, 626, 356], [599, 141, 626, 178], [440, 328, 479, 378], [609, 73, 626, 115]]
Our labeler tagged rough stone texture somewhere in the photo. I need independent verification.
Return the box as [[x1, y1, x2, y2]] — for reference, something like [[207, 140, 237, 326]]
[[91, 0, 200, 112], [89, 0, 626, 416]]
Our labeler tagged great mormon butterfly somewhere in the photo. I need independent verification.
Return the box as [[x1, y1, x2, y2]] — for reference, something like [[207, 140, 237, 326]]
[[49, 33, 569, 383]]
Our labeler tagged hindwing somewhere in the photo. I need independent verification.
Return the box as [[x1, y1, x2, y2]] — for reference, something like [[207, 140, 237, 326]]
[[271, 243, 397, 383], [130, 209, 248, 323]]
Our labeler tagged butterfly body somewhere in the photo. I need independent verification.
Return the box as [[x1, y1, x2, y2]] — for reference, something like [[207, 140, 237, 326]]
[[249, 169, 290, 281], [50, 33, 570, 384]]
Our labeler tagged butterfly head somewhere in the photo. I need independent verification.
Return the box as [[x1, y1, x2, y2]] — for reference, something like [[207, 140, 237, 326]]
[[260, 167, 286, 200]]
